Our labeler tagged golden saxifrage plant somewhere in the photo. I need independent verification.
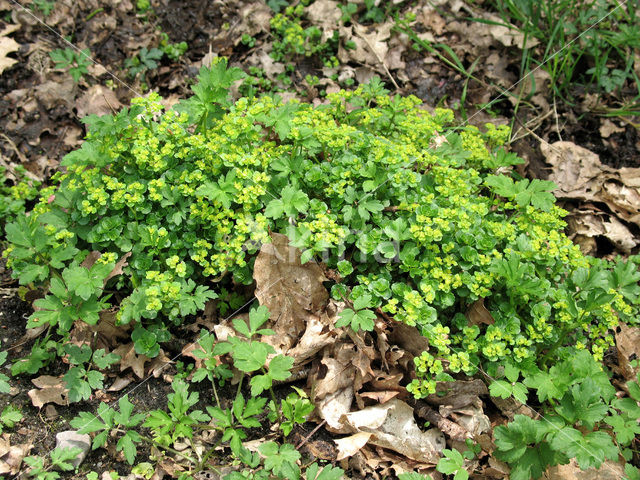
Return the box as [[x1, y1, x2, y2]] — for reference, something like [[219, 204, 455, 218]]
[[4, 58, 640, 478]]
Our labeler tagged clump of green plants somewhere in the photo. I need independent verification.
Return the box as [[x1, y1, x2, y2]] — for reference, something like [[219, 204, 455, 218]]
[[49, 47, 91, 82], [4, 58, 638, 387], [125, 47, 164, 83], [4, 58, 640, 477], [30, 0, 56, 16], [159, 32, 188, 61], [270, 5, 339, 68], [67, 305, 335, 478], [492, 350, 640, 479], [24, 447, 84, 480], [0, 165, 40, 228]]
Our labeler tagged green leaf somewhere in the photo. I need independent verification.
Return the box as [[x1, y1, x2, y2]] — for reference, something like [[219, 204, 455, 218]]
[[117, 431, 140, 465], [50, 446, 83, 471], [0, 405, 22, 428], [92, 349, 120, 369], [65, 344, 93, 365], [196, 170, 237, 208], [436, 448, 464, 475], [306, 463, 344, 480], [489, 380, 512, 399], [268, 354, 294, 381], [353, 293, 373, 310], [250, 374, 272, 397], [231, 341, 271, 372]]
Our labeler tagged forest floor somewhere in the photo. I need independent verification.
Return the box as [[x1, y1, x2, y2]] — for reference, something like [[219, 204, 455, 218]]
[[0, 0, 639, 478]]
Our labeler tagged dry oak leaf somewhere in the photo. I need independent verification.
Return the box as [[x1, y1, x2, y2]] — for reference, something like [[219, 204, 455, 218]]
[[338, 22, 394, 69], [253, 233, 329, 351], [28, 375, 68, 408], [0, 24, 20, 75], [113, 343, 149, 379]]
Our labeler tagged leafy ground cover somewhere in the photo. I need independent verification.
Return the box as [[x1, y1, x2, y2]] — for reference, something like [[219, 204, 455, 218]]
[[0, 0, 639, 479]]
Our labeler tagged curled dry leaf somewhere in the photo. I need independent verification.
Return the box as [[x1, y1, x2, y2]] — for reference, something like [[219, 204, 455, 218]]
[[466, 299, 495, 327], [113, 343, 149, 379], [545, 458, 625, 480], [306, 0, 342, 42], [426, 379, 488, 408], [342, 398, 445, 463], [28, 375, 68, 408], [567, 210, 637, 253], [76, 84, 123, 119], [334, 432, 372, 461], [439, 404, 491, 436]]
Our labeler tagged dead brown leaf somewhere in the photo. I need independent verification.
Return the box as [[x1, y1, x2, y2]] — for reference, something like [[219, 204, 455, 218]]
[[466, 299, 495, 327], [567, 210, 637, 253], [335, 432, 371, 461], [599, 119, 625, 138], [615, 322, 640, 380], [306, 0, 342, 42], [114, 343, 149, 379], [0, 23, 20, 75], [253, 233, 329, 351], [542, 141, 640, 228], [76, 85, 122, 118], [34, 79, 76, 110], [544, 458, 625, 479], [28, 375, 68, 408], [426, 379, 488, 408], [104, 252, 132, 284], [0, 433, 32, 475], [342, 398, 445, 463]]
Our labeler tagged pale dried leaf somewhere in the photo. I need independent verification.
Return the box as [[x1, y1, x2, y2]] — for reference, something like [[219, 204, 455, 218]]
[[485, 13, 539, 49], [0, 434, 32, 475], [315, 387, 354, 433], [358, 390, 400, 404], [108, 375, 134, 392], [599, 119, 625, 138], [343, 398, 445, 463], [34, 80, 76, 110], [28, 375, 68, 408], [0, 24, 20, 75], [426, 379, 488, 408], [542, 141, 640, 227], [545, 458, 625, 480], [334, 432, 371, 460]]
